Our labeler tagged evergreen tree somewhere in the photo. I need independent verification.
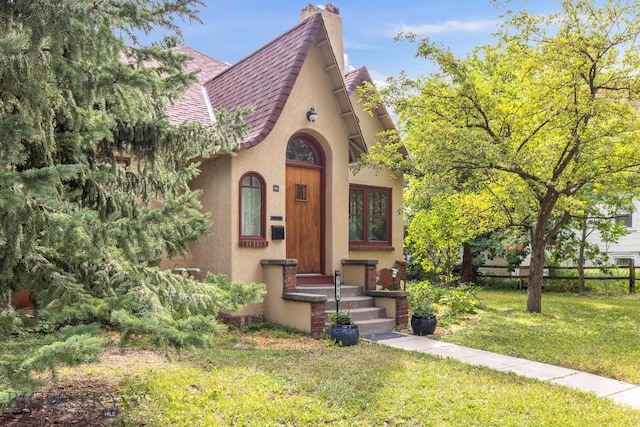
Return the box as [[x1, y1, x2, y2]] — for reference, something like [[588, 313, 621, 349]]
[[0, 0, 264, 359]]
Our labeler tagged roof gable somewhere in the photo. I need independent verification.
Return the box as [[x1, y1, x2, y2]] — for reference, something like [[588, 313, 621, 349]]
[[203, 14, 323, 148], [166, 10, 369, 157], [345, 66, 395, 131], [345, 66, 370, 96]]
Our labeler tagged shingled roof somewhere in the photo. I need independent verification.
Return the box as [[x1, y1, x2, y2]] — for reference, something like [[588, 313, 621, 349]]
[[203, 13, 324, 148], [345, 66, 396, 130], [344, 66, 370, 96], [165, 46, 229, 126]]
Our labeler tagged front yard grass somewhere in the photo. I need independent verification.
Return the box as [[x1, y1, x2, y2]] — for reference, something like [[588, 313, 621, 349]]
[[440, 289, 640, 384], [3, 288, 640, 426], [60, 327, 640, 426]]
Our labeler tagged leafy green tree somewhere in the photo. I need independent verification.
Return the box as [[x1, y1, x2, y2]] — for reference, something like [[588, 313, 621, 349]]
[[406, 192, 497, 283], [547, 199, 632, 294], [0, 0, 263, 368], [362, 0, 640, 312]]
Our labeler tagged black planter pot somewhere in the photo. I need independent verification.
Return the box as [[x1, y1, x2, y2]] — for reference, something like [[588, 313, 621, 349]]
[[411, 314, 437, 336], [329, 324, 359, 346]]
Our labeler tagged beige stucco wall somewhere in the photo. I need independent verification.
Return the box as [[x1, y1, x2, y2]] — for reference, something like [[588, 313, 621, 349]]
[[162, 155, 234, 277], [348, 95, 404, 269], [262, 265, 312, 332], [374, 297, 397, 320]]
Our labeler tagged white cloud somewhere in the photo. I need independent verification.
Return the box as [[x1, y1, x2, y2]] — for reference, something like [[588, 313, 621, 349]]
[[368, 69, 389, 89], [390, 19, 497, 36], [344, 53, 356, 74]]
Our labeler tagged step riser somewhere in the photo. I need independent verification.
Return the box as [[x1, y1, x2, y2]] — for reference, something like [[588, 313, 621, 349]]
[[326, 319, 397, 336], [325, 307, 386, 322], [325, 298, 373, 311], [295, 285, 362, 298]]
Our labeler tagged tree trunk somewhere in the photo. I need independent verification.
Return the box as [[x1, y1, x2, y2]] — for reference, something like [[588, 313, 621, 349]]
[[527, 191, 565, 313], [577, 218, 587, 295], [460, 244, 476, 283], [527, 205, 551, 312], [527, 235, 545, 313]]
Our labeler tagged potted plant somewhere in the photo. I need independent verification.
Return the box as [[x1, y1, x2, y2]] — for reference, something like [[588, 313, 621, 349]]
[[328, 310, 359, 346], [409, 282, 437, 336]]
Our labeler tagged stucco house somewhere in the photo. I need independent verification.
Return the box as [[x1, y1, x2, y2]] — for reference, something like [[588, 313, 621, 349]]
[[160, 4, 408, 336]]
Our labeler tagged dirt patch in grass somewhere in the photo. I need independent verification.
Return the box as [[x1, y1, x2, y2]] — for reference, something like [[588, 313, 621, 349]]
[[0, 348, 168, 426], [0, 333, 324, 426], [0, 378, 117, 427], [242, 332, 326, 350]]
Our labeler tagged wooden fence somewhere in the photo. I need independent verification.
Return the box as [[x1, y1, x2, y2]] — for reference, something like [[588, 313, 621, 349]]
[[478, 261, 636, 294]]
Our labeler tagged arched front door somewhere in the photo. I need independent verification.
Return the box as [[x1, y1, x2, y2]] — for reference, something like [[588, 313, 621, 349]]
[[285, 136, 324, 273]]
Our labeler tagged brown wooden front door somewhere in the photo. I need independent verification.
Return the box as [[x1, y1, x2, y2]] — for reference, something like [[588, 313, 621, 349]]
[[286, 165, 322, 273]]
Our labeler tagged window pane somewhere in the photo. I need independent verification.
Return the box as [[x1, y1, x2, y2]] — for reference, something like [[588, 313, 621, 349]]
[[615, 214, 632, 228], [349, 189, 364, 240], [241, 186, 262, 236], [368, 217, 388, 241], [286, 139, 318, 163], [368, 191, 388, 242]]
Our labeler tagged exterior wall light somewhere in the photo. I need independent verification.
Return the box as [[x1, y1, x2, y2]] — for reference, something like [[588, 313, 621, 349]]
[[306, 107, 317, 122]]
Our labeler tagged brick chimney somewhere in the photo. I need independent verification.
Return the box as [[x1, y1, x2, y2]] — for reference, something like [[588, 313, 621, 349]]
[[300, 3, 344, 75]]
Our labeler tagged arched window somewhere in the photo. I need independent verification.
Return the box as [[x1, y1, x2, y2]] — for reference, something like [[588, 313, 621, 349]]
[[286, 138, 320, 164], [239, 173, 266, 243]]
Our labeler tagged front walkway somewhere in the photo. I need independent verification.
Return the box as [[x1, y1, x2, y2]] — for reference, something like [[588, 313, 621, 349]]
[[368, 333, 640, 409]]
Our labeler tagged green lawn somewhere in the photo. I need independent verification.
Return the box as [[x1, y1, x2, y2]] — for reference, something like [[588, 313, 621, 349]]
[[3, 290, 640, 425], [108, 328, 639, 426], [440, 290, 640, 384]]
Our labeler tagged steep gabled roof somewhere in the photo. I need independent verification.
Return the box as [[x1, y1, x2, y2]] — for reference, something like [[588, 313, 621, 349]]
[[344, 66, 406, 159], [165, 46, 230, 126], [344, 66, 371, 96], [344, 66, 395, 131], [166, 11, 368, 156], [203, 14, 324, 148], [174, 46, 230, 83]]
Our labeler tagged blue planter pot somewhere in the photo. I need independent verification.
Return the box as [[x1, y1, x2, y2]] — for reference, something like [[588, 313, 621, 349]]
[[411, 315, 437, 336], [329, 324, 359, 346]]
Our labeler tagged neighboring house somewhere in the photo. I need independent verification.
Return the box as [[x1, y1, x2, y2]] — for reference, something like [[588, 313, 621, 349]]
[[160, 4, 408, 335], [582, 207, 639, 267], [480, 206, 639, 277]]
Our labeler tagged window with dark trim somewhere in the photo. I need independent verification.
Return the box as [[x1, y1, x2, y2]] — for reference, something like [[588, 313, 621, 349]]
[[615, 213, 633, 228], [349, 185, 391, 247], [239, 173, 266, 245], [115, 156, 131, 167]]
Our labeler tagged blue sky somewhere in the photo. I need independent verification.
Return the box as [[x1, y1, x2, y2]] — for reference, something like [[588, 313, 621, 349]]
[[177, 1, 562, 83]]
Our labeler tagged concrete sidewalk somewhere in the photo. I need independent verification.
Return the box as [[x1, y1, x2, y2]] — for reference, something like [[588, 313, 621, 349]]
[[368, 333, 640, 409]]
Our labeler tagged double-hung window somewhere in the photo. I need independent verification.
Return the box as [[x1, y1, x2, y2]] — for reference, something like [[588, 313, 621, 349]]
[[349, 185, 391, 248]]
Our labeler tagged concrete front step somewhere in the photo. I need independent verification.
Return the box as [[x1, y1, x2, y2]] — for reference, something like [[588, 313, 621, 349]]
[[296, 285, 361, 298], [325, 296, 374, 311], [325, 306, 386, 322], [295, 284, 397, 336], [354, 318, 397, 336], [326, 318, 397, 336]]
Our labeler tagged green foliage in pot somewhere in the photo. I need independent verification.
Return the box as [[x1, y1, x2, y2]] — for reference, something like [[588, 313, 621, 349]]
[[408, 281, 436, 317], [330, 311, 354, 325]]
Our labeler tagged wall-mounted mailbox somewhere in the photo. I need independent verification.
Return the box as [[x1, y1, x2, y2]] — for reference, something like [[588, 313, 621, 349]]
[[271, 225, 285, 240]]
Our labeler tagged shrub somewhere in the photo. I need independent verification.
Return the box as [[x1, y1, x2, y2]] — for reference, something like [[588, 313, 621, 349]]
[[407, 281, 479, 324]]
